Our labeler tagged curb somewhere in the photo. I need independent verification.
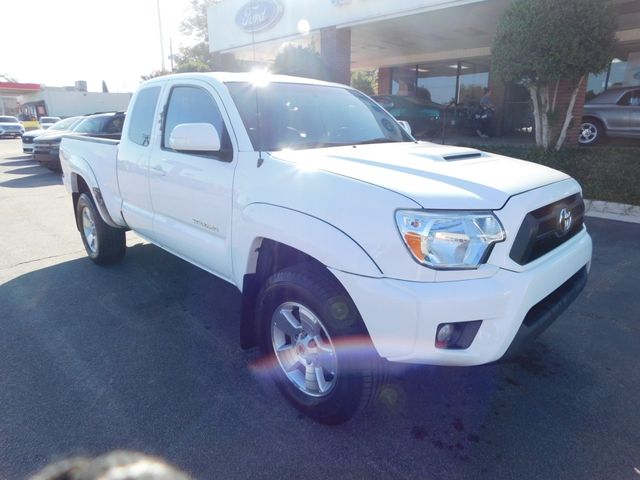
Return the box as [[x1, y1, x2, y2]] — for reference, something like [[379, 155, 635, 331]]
[[584, 199, 640, 225]]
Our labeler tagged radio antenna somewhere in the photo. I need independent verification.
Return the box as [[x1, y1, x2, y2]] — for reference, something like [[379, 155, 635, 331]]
[[250, 0, 265, 167]]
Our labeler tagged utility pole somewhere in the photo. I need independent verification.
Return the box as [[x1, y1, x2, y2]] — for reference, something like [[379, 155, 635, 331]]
[[169, 37, 175, 72], [156, 0, 166, 71]]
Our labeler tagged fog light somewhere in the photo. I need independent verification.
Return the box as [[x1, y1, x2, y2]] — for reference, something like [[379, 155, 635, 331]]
[[436, 324, 456, 343], [435, 321, 483, 350]]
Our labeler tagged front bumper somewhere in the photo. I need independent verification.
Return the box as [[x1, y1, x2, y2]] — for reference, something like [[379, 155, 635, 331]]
[[331, 228, 592, 366], [34, 152, 60, 166]]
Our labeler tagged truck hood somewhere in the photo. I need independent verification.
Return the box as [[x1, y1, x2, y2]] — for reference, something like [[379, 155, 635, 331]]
[[270, 142, 569, 210]]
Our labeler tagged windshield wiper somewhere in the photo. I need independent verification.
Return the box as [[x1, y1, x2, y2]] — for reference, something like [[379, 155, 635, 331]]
[[352, 138, 402, 146]]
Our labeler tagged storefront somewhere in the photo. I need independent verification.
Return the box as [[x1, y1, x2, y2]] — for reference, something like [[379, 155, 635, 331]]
[[207, 0, 640, 141]]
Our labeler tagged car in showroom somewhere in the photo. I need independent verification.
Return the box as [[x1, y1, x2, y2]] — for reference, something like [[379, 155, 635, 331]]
[[0, 115, 26, 138], [22, 116, 85, 154], [372, 95, 443, 138], [580, 86, 640, 145], [39, 116, 62, 129], [34, 112, 125, 170]]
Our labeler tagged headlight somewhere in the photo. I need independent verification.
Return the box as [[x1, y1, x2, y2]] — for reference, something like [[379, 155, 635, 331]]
[[395, 210, 506, 269]]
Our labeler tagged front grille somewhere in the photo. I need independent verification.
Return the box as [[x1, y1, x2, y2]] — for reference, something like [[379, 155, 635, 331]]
[[510, 193, 585, 265], [22, 137, 34, 144]]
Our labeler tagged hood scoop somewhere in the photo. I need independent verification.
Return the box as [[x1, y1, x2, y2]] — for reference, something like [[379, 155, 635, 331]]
[[442, 151, 485, 162]]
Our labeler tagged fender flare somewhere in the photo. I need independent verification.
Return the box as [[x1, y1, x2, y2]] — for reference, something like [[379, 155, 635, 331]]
[[233, 203, 383, 286], [67, 155, 126, 228]]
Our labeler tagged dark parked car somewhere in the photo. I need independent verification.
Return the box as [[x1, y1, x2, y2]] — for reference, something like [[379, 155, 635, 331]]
[[22, 116, 85, 154], [372, 95, 443, 138], [580, 87, 640, 145], [34, 112, 125, 170]]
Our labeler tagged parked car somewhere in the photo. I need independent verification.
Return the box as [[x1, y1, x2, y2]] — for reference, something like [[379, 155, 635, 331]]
[[372, 95, 443, 137], [34, 112, 125, 170], [0, 116, 26, 138], [60, 73, 591, 424], [580, 86, 640, 145], [39, 116, 62, 130], [22, 116, 85, 154]]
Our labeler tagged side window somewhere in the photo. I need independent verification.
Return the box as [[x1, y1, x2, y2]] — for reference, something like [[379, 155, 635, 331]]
[[128, 87, 161, 146], [618, 90, 640, 106], [162, 86, 231, 159], [74, 117, 104, 134], [105, 116, 125, 135]]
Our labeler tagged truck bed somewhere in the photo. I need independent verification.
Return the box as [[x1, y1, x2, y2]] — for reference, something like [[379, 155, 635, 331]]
[[60, 135, 125, 227]]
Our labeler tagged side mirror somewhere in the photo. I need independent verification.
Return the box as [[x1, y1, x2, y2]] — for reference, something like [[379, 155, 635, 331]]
[[397, 120, 412, 135], [169, 123, 221, 152]]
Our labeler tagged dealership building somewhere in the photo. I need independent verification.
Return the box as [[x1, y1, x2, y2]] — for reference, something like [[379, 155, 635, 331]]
[[207, 0, 640, 142]]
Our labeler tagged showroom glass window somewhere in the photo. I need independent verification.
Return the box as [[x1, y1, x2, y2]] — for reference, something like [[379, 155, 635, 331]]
[[458, 61, 490, 105], [391, 66, 417, 96], [128, 87, 161, 146], [416, 62, 458, 105]]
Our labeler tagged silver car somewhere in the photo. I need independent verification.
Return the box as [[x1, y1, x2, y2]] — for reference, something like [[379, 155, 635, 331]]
[[580, 86, 640, 145]]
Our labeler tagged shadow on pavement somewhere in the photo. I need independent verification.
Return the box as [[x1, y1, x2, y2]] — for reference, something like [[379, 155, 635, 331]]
[[4, 166, 45, 175], [3, 222, 635, 480], [1, 159, 38, 167], [0, 165, 61, 188]]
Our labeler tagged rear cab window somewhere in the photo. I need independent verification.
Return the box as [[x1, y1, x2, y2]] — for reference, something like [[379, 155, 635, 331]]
[[128, 86, 161, 146]]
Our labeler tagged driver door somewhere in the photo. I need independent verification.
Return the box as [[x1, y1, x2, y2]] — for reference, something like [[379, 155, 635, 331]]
[[148, 81, 236, 281]]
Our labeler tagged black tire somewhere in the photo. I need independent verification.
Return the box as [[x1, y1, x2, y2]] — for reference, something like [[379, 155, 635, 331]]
[[256, 264, 385, 424], [76, 193, 126, 265], [579, 118, 605, 146]]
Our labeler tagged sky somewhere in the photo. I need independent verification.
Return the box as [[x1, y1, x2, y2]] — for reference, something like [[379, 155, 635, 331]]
[[2, 0, 196, 93]]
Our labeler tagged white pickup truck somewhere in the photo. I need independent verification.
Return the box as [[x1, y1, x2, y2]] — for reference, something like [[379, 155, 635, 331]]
[[60, 72, 592, 424]]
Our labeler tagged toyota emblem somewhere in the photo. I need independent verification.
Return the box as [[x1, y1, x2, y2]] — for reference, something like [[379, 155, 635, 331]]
[[558, 208, 572, 236]]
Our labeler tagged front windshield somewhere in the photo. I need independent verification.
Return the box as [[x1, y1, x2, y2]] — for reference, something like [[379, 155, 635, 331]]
[[226, 82, 412, 151], [50, 117, 82, 131], [0, 116, 19, 123]]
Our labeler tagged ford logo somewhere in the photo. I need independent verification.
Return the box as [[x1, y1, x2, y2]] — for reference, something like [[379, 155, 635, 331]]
[[236, 0, 283, 33]]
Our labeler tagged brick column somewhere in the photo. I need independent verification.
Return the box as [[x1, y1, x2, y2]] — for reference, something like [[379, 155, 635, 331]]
[[378, 67, 392, 95], [320, 27, 351, 85], [553, 79, 587, 146]]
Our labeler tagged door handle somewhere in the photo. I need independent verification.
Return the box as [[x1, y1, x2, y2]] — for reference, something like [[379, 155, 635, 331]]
[[151, 164, 166, 176]]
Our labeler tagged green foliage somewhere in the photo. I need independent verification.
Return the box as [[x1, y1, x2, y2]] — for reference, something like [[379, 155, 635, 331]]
[[492, 0, 618, 85], [272, 45, 330, 81], [351, 70, 378, 95], [175, 0, 217, 70], [140, 69, 171, 81], [175, 60, 211, 73], [459, 144, 640, 205], [180, 0, 210, 41]]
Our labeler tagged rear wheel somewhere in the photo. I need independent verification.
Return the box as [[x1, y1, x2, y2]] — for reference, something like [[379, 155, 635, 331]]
[[76, 193, 126, 265], [579, 118, 604, 145], [256, 264, 385, 424]]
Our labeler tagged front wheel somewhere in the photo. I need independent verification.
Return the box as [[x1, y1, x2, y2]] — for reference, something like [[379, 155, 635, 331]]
[[579, 118, 604, 146], [256, 264, 385, 424], [76, 193, 126, 265]]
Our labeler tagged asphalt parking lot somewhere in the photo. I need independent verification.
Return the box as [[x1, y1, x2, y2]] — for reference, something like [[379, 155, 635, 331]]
[[1, 137, 639, 480]]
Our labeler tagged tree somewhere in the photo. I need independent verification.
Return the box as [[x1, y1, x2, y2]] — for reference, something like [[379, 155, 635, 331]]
[[176, 0, 217, 69], [492, 0, 617, 150], [0, 73, 18, 82], [351, 70, 378, 95], [272, 45, 330, 81]]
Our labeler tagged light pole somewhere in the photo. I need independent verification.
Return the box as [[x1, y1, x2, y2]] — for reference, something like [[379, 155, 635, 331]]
[[156, 0, 166, 71]]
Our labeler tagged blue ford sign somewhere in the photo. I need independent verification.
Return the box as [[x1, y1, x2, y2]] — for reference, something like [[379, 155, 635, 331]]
[[236, 0, 284, 33]]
